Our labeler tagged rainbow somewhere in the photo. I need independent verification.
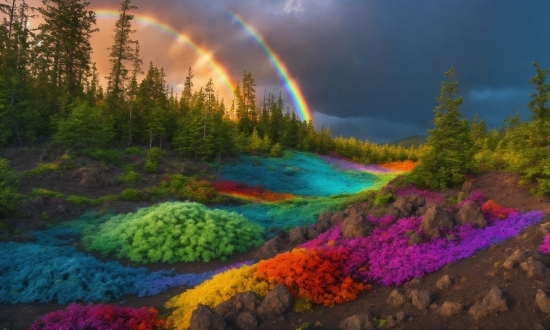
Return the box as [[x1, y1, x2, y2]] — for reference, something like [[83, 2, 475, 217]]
[[228, 12, 312, 123], [95, 9, 234, 97]]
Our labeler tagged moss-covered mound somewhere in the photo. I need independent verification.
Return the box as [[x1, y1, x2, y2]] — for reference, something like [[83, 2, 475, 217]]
[[83, 202, 264, 263]]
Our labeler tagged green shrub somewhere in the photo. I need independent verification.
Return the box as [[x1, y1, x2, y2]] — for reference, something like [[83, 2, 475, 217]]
[[82, 201, 265, 263], [144, 159, 158, 174], [30, 188, 64, 199], [66, 195, 98, 206], [373, 191, 395, 206], [119, 188, 144, 202], [269, 143, 282, 157], [118, 170, 140, 185], [0, 159, 21, 217], [24, 162, 60, 176], [87, 148, 121, 165], [124, 147, 146, 155]]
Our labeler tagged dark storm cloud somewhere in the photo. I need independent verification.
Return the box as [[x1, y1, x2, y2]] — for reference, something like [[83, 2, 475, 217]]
[[89, 0, 550, 143]]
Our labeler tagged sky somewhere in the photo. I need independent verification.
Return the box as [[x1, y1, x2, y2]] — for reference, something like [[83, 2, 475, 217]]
[[36, 0, 550, 143]]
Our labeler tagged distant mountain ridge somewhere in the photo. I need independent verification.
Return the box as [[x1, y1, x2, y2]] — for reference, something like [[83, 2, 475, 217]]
[[389, 135, 427, 148]]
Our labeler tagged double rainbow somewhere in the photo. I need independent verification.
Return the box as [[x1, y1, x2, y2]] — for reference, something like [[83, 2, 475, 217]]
[[95, 9, 313, 123]]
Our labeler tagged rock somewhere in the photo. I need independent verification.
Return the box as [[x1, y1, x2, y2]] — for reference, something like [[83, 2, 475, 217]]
[[288, 227, 306, 244], [439, 301, 463, 316], [235, 311, 258, 330], [214, 292, 262, 317], [406, 194, 426, 209], [407, 289, 432, 310], [306, 228, 318, 240], [503, 248, 529, 269], [468, 286, 508, 320], [387, 289, 407, 307], [257, 284, 293, 317], [420, 206, 454, 238], [256, 237, 281, 260], [189, 304, 227, 330], [386, 311, 406, 328], [316, 212, 333, 233], [520, 257, 550, 279], [71, 168, 104, 189], [540, 222, 550, 235], [536, 289, 550, 314], [341, 214, 373, 238], [462, 180, 474, 194], [331, 211, 347, 225], [390, 197, 414, 218], [455, 201, 487, 228], [339, 314, 375, 330], [436, 274, 453, 290]]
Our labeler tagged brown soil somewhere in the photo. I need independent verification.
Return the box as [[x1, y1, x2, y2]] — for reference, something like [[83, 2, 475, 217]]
[[2, 144, 550, 330]]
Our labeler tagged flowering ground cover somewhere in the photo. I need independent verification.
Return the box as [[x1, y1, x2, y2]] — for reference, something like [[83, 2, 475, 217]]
[[29, 303, 171, 330], [165, 190, 544, 329]]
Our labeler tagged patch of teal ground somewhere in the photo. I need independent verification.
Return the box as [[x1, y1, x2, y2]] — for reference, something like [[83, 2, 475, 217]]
[[220, 151, 382, 197], [218, 151, 396, 229]]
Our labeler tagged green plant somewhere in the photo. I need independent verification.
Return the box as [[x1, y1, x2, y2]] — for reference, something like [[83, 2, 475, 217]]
[[119, 188, 144, 202], [66, 195, 98, 206], [118, 170, 140, 185], [144, 147, 165, 174], [87, 148, 121, 165], [292, 298, 313, 313], [42, 211, 50, 221], [295, 323, 310, 330], [24, 162, 60, 176], [0, 159, 21, 217], [373, 191, 395, 207], [124, 146, 145, 155], [31, 188, 64, 198]]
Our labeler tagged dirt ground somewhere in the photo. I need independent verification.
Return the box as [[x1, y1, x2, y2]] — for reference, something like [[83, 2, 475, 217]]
[[2, 144, 550, 330]]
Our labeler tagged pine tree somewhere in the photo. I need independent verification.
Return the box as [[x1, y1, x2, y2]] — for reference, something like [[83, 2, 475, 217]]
[[35, 0, 97, 102], [406, 67, 473, 189], [126, 41, 142, 146], [0, 0, 39, 146], [528, 62, 550, 122], [106, 0, 137, 113]]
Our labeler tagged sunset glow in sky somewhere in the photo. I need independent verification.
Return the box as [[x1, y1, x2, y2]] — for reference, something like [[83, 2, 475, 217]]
[[29, 0, 550, 142]]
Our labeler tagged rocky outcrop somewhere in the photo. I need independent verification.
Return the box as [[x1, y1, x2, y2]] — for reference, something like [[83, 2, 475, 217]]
[[339, 313, 375, 330], [436, 274, 453, 290], [256, 237, 281, 260], [407, 289, 432, 310], [520, 257, 550, 279], [386, 197, 413, 219], [387, 289, 407, 307], [341, 214, 373, 238], [439, 301, 463, 317], [468, 286, 508, 320], [288, 227, 306, 245], [71, 168, 105, 189], [189, 304, 227, 330], [421, 206, 454, 238], [257, 284, 293, 317], [502, 248, 529, 269], [455, 201, 487, 228], [536, 289, 550, 314]]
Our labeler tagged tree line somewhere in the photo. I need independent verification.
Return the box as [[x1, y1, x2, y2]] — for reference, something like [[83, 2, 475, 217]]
[[0, 0, 420, 163]]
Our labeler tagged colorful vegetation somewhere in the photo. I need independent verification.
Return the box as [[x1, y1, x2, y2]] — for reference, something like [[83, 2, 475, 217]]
[[82, 202, 265, 263], [166, 264, 271, 329], [29, 304, 171, 330]]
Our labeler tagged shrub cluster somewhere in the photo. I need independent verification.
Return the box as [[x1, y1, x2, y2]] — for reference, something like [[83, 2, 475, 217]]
[[83, 201, 265, 263], [255, 248, 367, 306], [166, 264, 271, 330], [29, 303, 171, 330]]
